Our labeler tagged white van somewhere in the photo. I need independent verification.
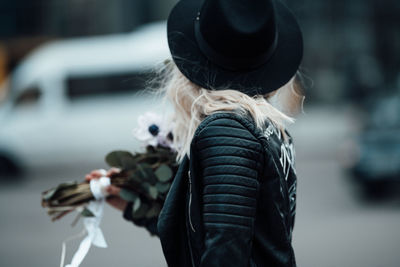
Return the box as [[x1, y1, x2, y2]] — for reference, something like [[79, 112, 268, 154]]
[[0, 21, 170, 175]]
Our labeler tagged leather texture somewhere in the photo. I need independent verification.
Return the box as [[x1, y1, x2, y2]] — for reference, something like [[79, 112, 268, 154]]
[[124, 111, 297, 267], [195, 115, 263, 267]]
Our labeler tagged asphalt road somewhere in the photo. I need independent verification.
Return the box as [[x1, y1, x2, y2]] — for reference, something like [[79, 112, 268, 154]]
[[1, 106, 399, 267]]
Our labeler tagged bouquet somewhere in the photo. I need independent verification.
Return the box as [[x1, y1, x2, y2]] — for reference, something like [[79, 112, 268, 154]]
[[41, 112, 178, 267], [41, 146, 178, 222], [42, 112, 177, 222]]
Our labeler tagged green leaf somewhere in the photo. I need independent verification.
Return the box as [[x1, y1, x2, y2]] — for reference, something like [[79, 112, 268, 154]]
[[131, 202, 149, 219], [155, 182, 171, 194], [127, 175, 141, 185], [119, 189, 139, 202], [154, 164, 173, 182], [42, 188, 57, 201], [57, 181, 78, 190], [81, 208, 95, 217], [134, 163, 156, 184], [141, 182, 151, 191], [42, 181, 78, 201], [145, 204, 162, 218], [148, 186, 158, 200], [133, 198, 141, 213], [105, 151, 138, 169]]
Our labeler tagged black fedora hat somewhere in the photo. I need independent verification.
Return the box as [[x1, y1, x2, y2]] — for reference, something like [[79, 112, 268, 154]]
[[167, 0, 303, 96]]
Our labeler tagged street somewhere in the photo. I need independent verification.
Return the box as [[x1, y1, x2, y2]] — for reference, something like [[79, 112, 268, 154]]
[[1, 106, 399, 267]]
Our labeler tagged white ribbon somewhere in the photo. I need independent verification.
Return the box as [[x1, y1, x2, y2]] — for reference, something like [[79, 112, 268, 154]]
[[90, 176, 111, 200], [61, 171, 110, 267]]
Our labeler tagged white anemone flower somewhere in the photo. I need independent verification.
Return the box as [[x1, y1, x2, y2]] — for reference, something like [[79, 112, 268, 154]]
[[133, 112, 174, 149]]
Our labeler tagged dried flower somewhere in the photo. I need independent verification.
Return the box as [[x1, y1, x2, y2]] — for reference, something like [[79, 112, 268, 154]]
[[132, 112, 174, 150], [41, 144, 178, 228]]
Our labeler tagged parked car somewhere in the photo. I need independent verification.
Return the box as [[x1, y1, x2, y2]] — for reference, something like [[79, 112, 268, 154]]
[[346, 93, 400, 194], [0, 21, 170, 176]]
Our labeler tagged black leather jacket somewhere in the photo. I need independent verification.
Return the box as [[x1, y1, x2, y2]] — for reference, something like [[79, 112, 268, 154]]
[[124, 111, 297, 266]]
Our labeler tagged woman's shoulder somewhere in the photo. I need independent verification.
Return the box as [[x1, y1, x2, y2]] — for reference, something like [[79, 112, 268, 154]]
[[191, 110, 294, 149], [190, 111, 265, 163], [192, 110, 261, 141]]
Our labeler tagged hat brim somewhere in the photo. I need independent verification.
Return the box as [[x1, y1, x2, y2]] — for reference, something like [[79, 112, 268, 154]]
[[167, 0, 303, 96]]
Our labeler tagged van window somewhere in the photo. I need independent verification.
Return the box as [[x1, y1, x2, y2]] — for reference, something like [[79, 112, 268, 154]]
[[67, 71, 153, 100], [14, 87, 42, 108]]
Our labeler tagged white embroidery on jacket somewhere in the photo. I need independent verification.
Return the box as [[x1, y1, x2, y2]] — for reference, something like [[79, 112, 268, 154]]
[[280, 142, 296, 181]]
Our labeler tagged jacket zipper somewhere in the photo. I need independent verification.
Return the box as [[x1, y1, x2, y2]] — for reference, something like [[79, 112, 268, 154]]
[[187, 170, 196, 267], [188, 170, 196, 232]]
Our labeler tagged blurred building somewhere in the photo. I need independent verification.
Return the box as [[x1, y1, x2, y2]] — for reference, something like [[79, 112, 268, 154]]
[[288, 0, 400, 102], [0, 0, 177, 71], [0, 0, 177, 38], [0, 0, 399, 103], [0, 0, 178, 99]]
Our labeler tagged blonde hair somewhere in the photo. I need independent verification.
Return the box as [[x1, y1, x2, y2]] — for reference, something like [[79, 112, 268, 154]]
[[153, 60, 304, 162]]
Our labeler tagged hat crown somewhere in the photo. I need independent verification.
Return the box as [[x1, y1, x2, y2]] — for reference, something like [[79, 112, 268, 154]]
[[198, 0, 278, 61], [167, 0, 303, 95]]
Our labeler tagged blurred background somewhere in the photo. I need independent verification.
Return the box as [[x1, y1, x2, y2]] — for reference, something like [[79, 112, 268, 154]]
[[0, 0, 399, 266]]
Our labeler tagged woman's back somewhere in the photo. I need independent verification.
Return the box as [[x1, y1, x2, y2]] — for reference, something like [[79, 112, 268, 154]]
[[157, 111, 298, 266]]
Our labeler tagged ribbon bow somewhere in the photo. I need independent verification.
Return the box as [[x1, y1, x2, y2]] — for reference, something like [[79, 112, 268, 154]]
[[60, 171, 110, 267]]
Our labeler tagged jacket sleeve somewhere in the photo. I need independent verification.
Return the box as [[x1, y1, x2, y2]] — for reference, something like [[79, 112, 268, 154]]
[[195, 117, 264, 267], [123, 201, 159, 237]]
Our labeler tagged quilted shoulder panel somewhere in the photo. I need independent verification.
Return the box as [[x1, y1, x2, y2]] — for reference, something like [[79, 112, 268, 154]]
[[193, 114, 264, 230]]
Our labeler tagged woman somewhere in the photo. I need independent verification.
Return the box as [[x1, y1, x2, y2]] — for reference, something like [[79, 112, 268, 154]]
[[87, 0, 304, 266]]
